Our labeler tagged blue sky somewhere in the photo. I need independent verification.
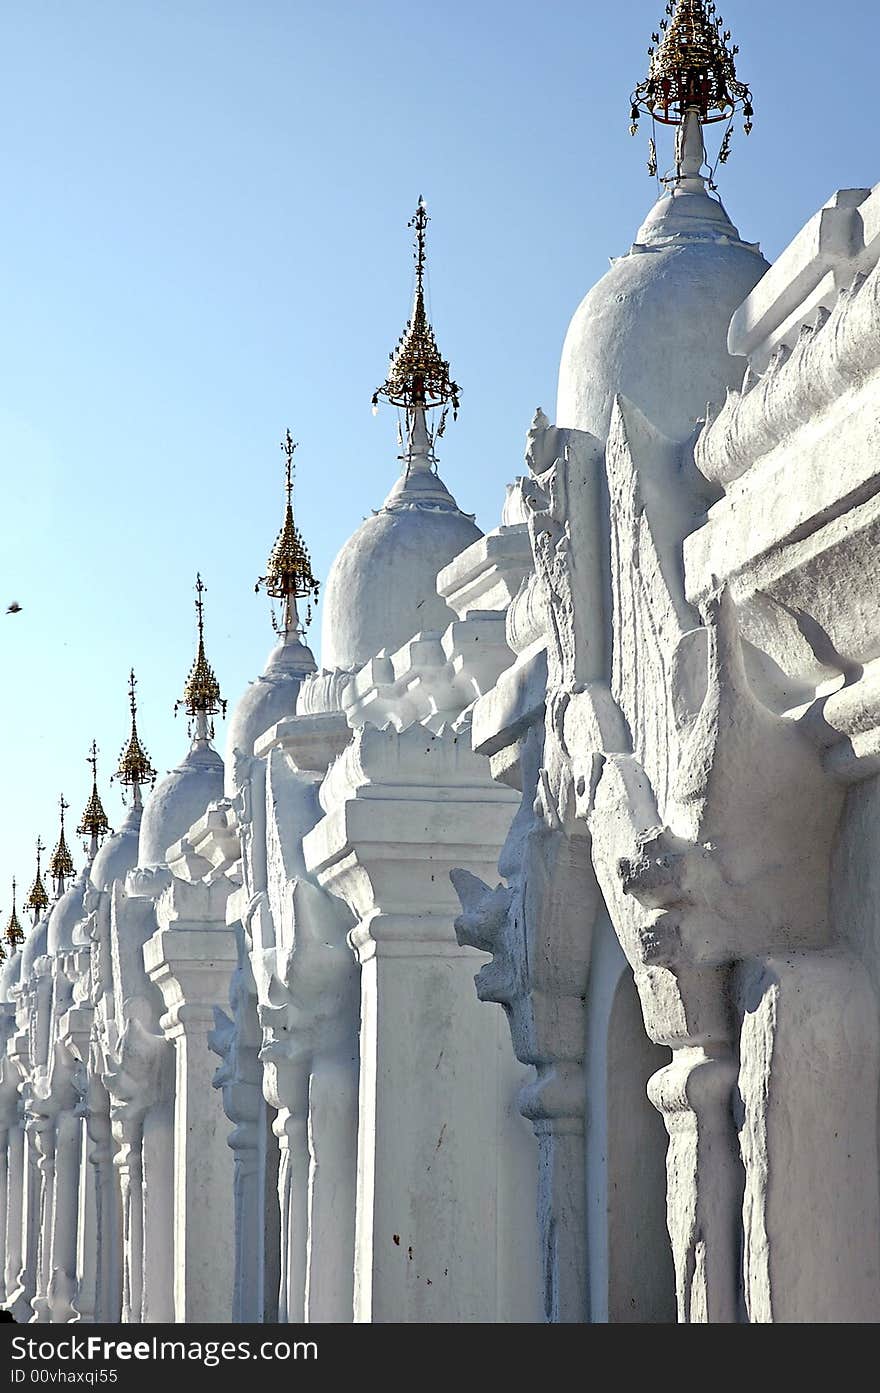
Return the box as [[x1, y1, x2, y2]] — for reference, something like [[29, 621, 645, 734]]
[[0, 0, 876, 910]]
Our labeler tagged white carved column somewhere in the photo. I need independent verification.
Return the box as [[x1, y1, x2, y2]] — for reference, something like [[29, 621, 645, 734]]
[[306, 723, 528, 1323], [247, 729, 362, 1324], [0, 1052, 22, 1310], [3, 1112, 25, 1311], [228, 1102, 263, 1323], [58, 923, 101, 1325], [262, 1057, 309, 1323], [104, 1005, 172, 1325], [454, 722, 593, 1323], [145, 878, 237, 1323], [84, 1061, 120, 1323], [73, 1093, 97, 1324], [590, 756, 745, 1321], [141, 1101, 174, 1322], [112, 1111, 144, 1323], [227, 758, 291, 1325], [210, 1025, 262, 1322], [304, 1049, 358, 1321], [347, 911, 504, 1322], [8, 1095, 39, 1323], [105, 872, 177, 1325], [28, 1105, 56, 1322], [264, 801, 360, 1321], [734, 951, 879, 1323], [0, 1125, 7, 1306], [209, 923, 268, 1324], [90, 1104, 120, 1323], [450, 418, 610, 1323], [60, 1011, 100, 1325], [3, 1122, 24, 1308], [48, 1106, 80, 1323], [31, 1017, 81, 1327], [19, 949, 56, 1325], [4, 975, 38, 1322]]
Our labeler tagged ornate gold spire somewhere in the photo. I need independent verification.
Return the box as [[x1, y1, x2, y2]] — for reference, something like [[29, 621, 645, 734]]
[[176, 574, 226, 731], [255, 431, 321, 634], [631, 2, 753, 170], [372, 198, 461, 421], [49, 795, 75, 890], [116, 669, 158, 792], [77, 740, 112, 847], [4, 878, 25, 950], [23, 838, 49, 922]]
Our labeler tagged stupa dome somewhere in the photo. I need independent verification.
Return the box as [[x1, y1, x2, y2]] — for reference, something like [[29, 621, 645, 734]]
[[20, 915, 49, 979], [138, 741, 224, 869], [558, 122, 769, 443], [225, 633, 316, 795], [321, 413, 481, 672], [47, 870, 88, 955], [90, 803, 143, 892], [0, 948, 22, 1003]]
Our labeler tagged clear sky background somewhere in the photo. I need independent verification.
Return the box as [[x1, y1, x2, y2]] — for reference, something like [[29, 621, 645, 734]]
[[0, 0, 876, 911]]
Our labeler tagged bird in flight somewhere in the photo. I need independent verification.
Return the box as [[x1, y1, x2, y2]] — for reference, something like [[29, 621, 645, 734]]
[[6, 602, 22, 614]]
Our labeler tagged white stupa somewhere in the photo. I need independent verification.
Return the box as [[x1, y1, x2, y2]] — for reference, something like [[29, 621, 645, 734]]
[[19, 839, 52, 977], [0, 878, 25, 1000], [558, 102, 769, 444], [321, 199, 482, 674], [43, 795, 83, 955], [42, 750, 116, 954], [139, 577, 226, 868], [225, 432, 319, 794], [91, 673, 155, 890]]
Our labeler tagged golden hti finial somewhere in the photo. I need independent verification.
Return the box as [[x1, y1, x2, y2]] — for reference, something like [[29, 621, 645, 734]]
[[23, 838, 49, 923], [175, 574, 227, 739], [115, 669, 158, 806], [49, 794, 76, 893], [372, 197, 461, 430], [255, 430, 321, 636], [630, 1, 753, 173], [4, 878, 25, 951], [77, 740, 113, 852]]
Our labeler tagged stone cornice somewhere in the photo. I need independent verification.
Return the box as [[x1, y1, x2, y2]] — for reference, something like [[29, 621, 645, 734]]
[[255, 710, 350, 773], [436, 522, 533, 619], [728, 187, 879, 368], [305, 725, 518, 938], [165, 800, 242, 886], [144, 926, 239, 1038], [697, 256, 880, 489]]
